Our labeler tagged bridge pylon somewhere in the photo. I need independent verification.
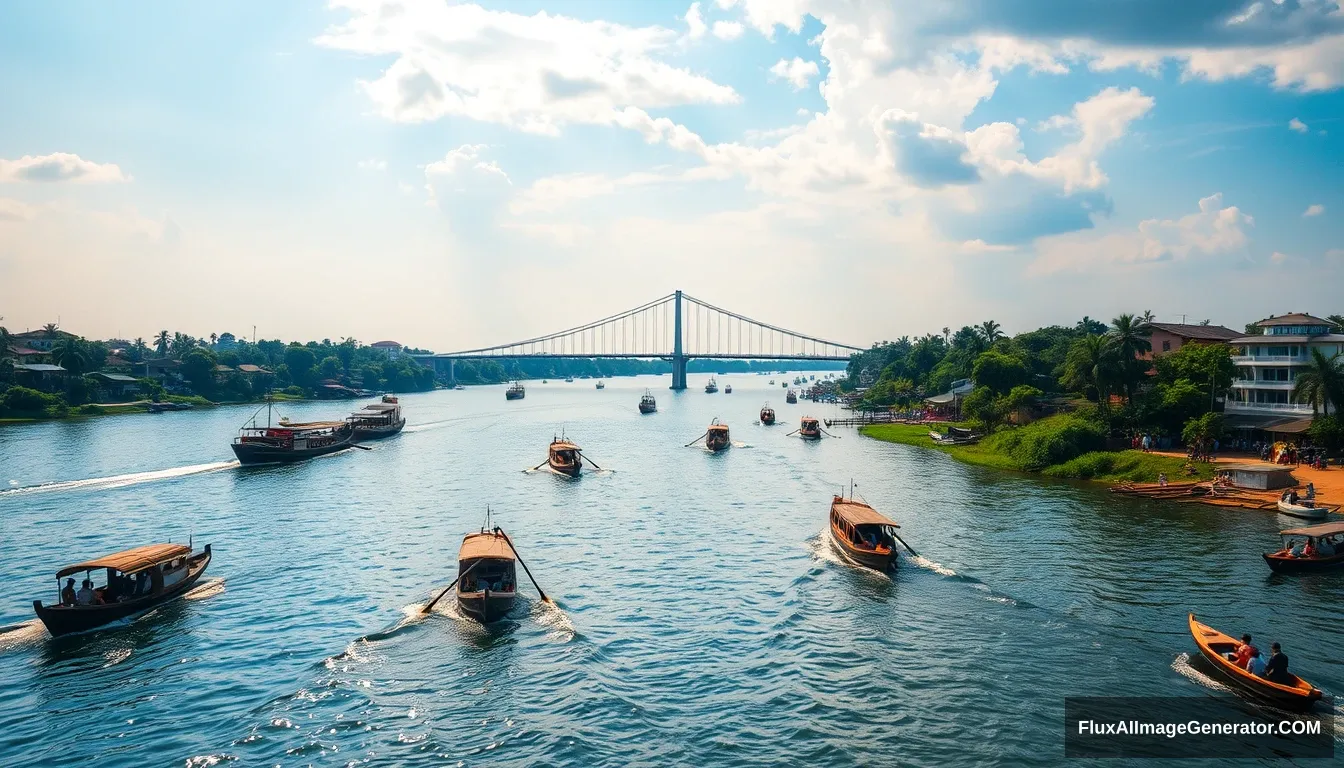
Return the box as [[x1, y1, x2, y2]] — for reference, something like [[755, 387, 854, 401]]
[[671, 290, 686, 390]]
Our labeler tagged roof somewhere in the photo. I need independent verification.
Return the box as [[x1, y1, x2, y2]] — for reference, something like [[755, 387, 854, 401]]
[[708, 423, 729, 431], [1147, 323, 1241, 342], [91, 372, 138, 382], [15, 363, 66, 372], [6, 345, 43, 356], [832, 497, 898, 527], [237, 364, 271, 373], [146, 358, 179, 368], [270, 420, 348, 431], [370, 340, 402, 348], [1279, 521, 1344, 538], [57, 543, 191, 578], [458, 532, 516, 561], [1222, 464, 1296, 474], [13, 329, 75, 340], [1271, 418, 1315, 434], [549, 439, 580, 451], [1256, 313, 1333, 327], [214, 365, 234, 372]]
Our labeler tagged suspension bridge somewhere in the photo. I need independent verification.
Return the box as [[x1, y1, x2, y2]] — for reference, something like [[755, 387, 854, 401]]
[[414, 290, 864, 390]]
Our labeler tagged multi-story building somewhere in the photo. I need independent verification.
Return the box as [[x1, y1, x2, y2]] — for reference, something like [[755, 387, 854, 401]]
[[1226, 313, 1343, 426]]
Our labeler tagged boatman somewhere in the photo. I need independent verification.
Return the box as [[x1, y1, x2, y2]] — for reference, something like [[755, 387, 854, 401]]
[[1263, 643, 1291, 684], [60, 578, 76, 606]]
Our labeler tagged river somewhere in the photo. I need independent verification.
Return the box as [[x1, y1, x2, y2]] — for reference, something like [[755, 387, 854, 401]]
[[1, 374, 1340, 766]]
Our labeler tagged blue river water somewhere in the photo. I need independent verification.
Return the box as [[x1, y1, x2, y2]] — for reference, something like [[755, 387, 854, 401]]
[[1, 374, 1340, 766]]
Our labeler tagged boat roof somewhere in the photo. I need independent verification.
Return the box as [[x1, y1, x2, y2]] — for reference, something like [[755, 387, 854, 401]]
[[1221, 464, 1295, 474], [1280, 521, 1344, 537], [351, 406, 396, 417], [57, 543, 192, 578], [550, 439, 580, 451], [458, 533, 516, 561], [802, 416, 819, 423], [832, 497, 898, 527], [264, 420, 348, 430], [708, 423, 729, 431]]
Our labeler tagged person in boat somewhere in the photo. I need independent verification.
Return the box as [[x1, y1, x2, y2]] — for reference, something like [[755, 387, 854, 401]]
[[1246, 647, 1267, 677], [61, 578, 77, 606], [1316, 537, 1335, 557], [76, 579, 98, 606], [1305, 482, 1316, 500], [135, 570, 151, 597], [1289, 539, 1305, 557], [1302, 538, 1317, 558], [1264, 642, 1291, 684], [1228, 634, 1257, 668]]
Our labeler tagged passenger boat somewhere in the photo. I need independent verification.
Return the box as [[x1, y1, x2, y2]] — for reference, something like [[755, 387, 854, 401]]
[[724, 384, 732, 394], [760, 404, 776, 425], [547, 437, 583, 477], [781, 381, 788, 388], [346, 394, 405, 439], [785, 389, 798, 404], [564, 376, 574, 383], [1277, 498, 1329, 520], [829, 492, 900, 571], [705, 377, 719, 393], [33, 542, 212, 637], [231, 403, 355, 465], [456, 529, 517, 623], [596, 380, 605, 390], [639, 390, 657, 414], [1264, 521, 1344, 573], [799, 416, 821, 439], [769, 379, 775, 385], [705, 419, 730, 451], [505, 381, 526, 400], [1187, 614, 1323, 710]]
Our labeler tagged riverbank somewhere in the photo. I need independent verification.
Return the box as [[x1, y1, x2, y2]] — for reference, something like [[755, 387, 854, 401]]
[[861, 420, 1216, 483], [0, 392, 310, 424]]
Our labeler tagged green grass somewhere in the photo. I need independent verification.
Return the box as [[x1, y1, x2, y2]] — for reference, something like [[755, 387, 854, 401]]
[[861, 419, 1215, 483]]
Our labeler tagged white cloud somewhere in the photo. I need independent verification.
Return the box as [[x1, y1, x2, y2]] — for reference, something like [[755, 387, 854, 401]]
[[960, 239, 1016, 253], [1304, 203, 1325, 217], [768, 57, 820, 90], [1270, 250, 1291, 264], [1289, 117, 1309, 133], [357, 158, 387, 171], [0, 153, 128, 183], [317, 1, 739, 134], [0, 197, 36, 222], [713, 21, 744, 40], [684, 3, 707, 40], [423, 144, 511, 206]]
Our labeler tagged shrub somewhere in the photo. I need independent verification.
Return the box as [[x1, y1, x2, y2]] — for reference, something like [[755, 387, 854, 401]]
[[985, 414, 1106, 471], [1, 386, 61, 413]]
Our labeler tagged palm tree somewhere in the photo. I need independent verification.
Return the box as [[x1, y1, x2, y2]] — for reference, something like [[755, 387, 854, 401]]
[[42, 322, 59, 334], [210, 332, 218, 347], [1327, 314, 1344, 332], [978, 320, 1003, 345], [1063, 335, 1116, 405], [0, 323, 12, 358], [155, 330, 170, 356], [942, 327, 951, 345], [1105, 313, 1152, 403], [1293, 349, 1344, 416], [51, 337, 89, 375]]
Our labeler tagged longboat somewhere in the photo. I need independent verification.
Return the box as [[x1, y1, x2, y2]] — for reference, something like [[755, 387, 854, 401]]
[[346, 394, 405, 439], [1264, 521, 1344, 573], [705, 419, 730, 451], [231, 403, 356, 465], [724, 384, 732, 394], [33, 542, 212, 636], [505, 381, 526, 400], [457, 529, 517, 623], [1277, 498, 1330, 520], [785, 388, 798, 404], [1188, 614, 1323, 710], [547, 437, 583, 477], [829, 493, 900, 571], [639, 390, 657, 414], [800, 416, 821, 439], [760, 404, 776, 425], [705, 377, 719, 394]]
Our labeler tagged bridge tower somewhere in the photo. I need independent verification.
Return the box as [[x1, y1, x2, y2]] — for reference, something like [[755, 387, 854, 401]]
[[670, 289, 687, 390]]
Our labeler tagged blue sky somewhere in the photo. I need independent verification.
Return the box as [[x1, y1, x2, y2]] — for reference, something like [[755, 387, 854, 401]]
[[1, 0, 1341, 349]]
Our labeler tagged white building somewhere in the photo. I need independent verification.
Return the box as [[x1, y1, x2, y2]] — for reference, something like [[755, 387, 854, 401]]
[[370, 340, 403, 359], [1226, 313, 1344, 430]]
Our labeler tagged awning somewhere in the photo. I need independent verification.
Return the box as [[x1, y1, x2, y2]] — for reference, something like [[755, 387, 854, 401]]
[[1271, 418, 1314, 434], [1280, 521, 1344, 537], [56, 543, 191, 577], [832, 499, 899, 527], [1224, 415, 1304, 431]]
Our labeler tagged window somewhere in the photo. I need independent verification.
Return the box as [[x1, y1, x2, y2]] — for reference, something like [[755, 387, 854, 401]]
[[1162, 340, 1171, 352]]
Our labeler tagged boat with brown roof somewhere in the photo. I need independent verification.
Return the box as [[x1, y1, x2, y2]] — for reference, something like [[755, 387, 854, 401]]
[[829, 492, 900, 571], [1188, 613, 1323, 710], [799, 416, 821, 439], [347, 394, 405, 439], [1264, 521, 1344, 573], [705, 419, 730, 451], [231, 402, 356, 465], [547, 437, 583, 477], [760, 404, 776, 425], [456, 528, 517, 623], [33, 542, 212, 636], [505, 381, 526, 400], [639, 389, 657, 414], [785, 388, 798, 404]]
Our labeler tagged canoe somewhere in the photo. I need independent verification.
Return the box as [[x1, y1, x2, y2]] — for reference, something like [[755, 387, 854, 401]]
[[829, 496, 899, 571], [1277, 500, 1328, 520], [1187, 613, 1322, 710], [34, 543, 212, 637], [457, 531, 517, 623], [547, 438, 582, 477], [1264, 520, 1344, 573]]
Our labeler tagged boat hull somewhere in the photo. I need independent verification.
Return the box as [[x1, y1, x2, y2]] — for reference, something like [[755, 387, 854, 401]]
[[1188, 614, 1322, 710], [505, 391, 525, 400], [1264, 551, 1344, 573], [829, 527, 896, 571], [231, 435, 355, 465], [353, 419, 405, 440], [760, 415, 775, 425], [34, 548, 212, 637], [639, 403, 657, 414], [548, 458, 581, 477], [706, 436, 730, 451], [1277, 500, 1327, 520], [457, 590, 516, 623]]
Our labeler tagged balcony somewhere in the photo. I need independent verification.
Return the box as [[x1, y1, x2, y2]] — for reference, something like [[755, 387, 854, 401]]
[[1231, 355, 1306, 364], [1224, 401, 1314, 415], [1231, 380, 1296, 390]]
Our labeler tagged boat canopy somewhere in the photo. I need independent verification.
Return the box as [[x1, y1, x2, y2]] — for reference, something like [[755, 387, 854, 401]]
[[1279, 521, 1344, 537], [56, 543, 191, 578], [267, 420, 349, 431], [350, 406, 396, 418], [832, 499, 899, 527], [550, 439, 580, 451], [459, 533, 516, 562]]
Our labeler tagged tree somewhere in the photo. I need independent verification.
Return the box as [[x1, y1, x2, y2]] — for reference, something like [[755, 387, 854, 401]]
[[1327, 315, 1344, 332], [127, 337, 148, 363], [1182, 412, 1225, 445], [155, 330, 171, 356], [1293, 348, 1344, 416], [978, 320, 1004, 345], [1062, 335, 1114, 403], [1307, 415, 1344, 453], [1242, 322, 1263, 336], [971, 350, 1029, 395], [0, 324, 12, 358], [51, 337, 89, 375], [284, 345, 318, 388], [180, 347, 218, 394], [962, 386, 1005, 431], [42, 322, 59, 334], [1105, 313, 1152, 403], [318, 355, 343, 381], [1075, 316, 1107, 336], [1152, 342, 1235, 408], [210, 333, 218, 346]]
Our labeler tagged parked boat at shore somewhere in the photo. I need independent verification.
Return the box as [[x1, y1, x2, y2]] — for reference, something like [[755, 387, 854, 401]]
[[1187, 614, 1322, 710], [639, 390, 657, 414], [505, 382, 526, 400], [33, 542, 212, 636], [829, 492, 900, 571], [231, 403, 356, 465], [1264, 521, 1344, 573], [456, 529, 517, 623], [346, 394, 405, 439], [147, 401, 193, 413]]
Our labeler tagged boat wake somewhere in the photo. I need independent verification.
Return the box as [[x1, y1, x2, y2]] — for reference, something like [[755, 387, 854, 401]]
[[806, 529, 890, 580], [533, 600, 576, 643], [1, 460, 239, 496], [0, 619, 48, 652], [1172, 652, 1232, 693], [909, 555, 957, 577], [185, 578, 226, 601]]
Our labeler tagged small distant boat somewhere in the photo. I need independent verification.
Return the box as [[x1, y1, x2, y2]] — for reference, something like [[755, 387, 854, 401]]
[[799, 416, 821, 439], [705, 419, 730, 451], [33, 542, 212, 636], [547, 436, 583, 477], [929, 426, 982, 446], [1277, 497, 1329, 520], [769, 379, 775, 385], [785, 389, 797, 404], [147, 401, 193, 413], [705, 377, 718, 394], [564, 376, 574, 383], [781, 381, 788, 388], [456, 529, 517, 623], [346, 394, 405, 439], [542, 379, 549, 383], [596, 380, 605, 390], [1264, 521, 1344, 573], [505, 382, 526, 400], [453, 384, 465, 390], [1188, 614, 1323, 710], [231, 402, 356, 465], [829, 492, 900, 571], [724, 384, 732, 394], [639, 390, 657, 414], [760, 404, 776, 425]]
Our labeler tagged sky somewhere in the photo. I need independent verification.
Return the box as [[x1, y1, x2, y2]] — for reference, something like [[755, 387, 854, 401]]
[[1, 0, 1341, 351]]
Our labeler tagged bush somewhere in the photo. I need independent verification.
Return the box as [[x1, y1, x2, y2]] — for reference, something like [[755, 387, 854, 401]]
[[1307, 415, 1344, 453], [1182, 412, 1225, 445], [1, 386, 62, 413], [985, 414, 1106, 471]]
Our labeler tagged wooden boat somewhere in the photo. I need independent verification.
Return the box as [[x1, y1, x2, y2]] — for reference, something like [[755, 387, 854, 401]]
[[1277, 498, 1328, 520], [1187, 614, 1323, 710], [760, 404, 775, 425], [829, 494, 900, 571], [1264, 521, 1344, 573], [547, 437, 582, 477], [799, 416, 821, 439], [785, 389, 797, 404], [781, 381, 788, 388], [596, 380, 605, 390], [724, 384, 732, 394], [639, 390, 657, 414], [33, 542, 212, 636], [769, 379, 775, 385], [456, 530, 517, 623], [231, 403, 355, 465], [705, 377, 718, 394], [346, 394, 405, 439], [147, 401, 193, 413], [505, 381, 526, 400], [564, 376, 574, 383], [705, 419, 730, 451]]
